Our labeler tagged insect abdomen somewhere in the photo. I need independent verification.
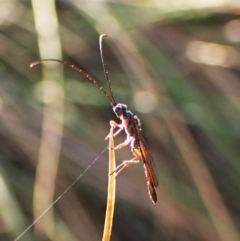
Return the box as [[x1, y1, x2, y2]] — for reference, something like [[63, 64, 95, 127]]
[[143, 164, 157, 204]]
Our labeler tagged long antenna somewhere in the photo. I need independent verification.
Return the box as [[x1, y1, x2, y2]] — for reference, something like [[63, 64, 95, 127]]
[[99, 34, 117, 106], [30, 59, 116, 106]]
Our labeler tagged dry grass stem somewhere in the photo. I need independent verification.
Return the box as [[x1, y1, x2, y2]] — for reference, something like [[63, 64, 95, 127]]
[[102, 127, 116, 241]]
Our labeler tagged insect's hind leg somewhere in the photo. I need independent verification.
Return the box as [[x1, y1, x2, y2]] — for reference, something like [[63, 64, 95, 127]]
[[110, 157, 140, 176]]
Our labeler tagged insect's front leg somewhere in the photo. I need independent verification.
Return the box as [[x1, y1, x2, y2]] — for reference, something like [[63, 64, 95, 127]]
[[105, 120, 124, 140]]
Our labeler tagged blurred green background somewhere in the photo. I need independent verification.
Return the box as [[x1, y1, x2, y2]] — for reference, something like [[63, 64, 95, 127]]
[[0, 0, 240, 240]]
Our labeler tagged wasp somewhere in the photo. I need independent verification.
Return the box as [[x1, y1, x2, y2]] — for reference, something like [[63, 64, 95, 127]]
[[31, 34, 158, 203]]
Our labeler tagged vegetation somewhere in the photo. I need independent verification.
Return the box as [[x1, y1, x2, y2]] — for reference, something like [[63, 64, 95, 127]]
[[0, 0, 239, 240]]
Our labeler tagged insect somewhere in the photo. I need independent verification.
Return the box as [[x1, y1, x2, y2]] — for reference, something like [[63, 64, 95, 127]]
[[31, 34, 159, 204]]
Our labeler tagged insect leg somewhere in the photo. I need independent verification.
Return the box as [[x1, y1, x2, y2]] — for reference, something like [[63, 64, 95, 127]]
[[110, 157, 140, 176], [105, 121, 124, 140], [114, 136, 134, 150]]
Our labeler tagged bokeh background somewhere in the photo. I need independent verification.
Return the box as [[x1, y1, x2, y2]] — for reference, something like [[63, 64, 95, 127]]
[[0, 0, 240, 241]]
